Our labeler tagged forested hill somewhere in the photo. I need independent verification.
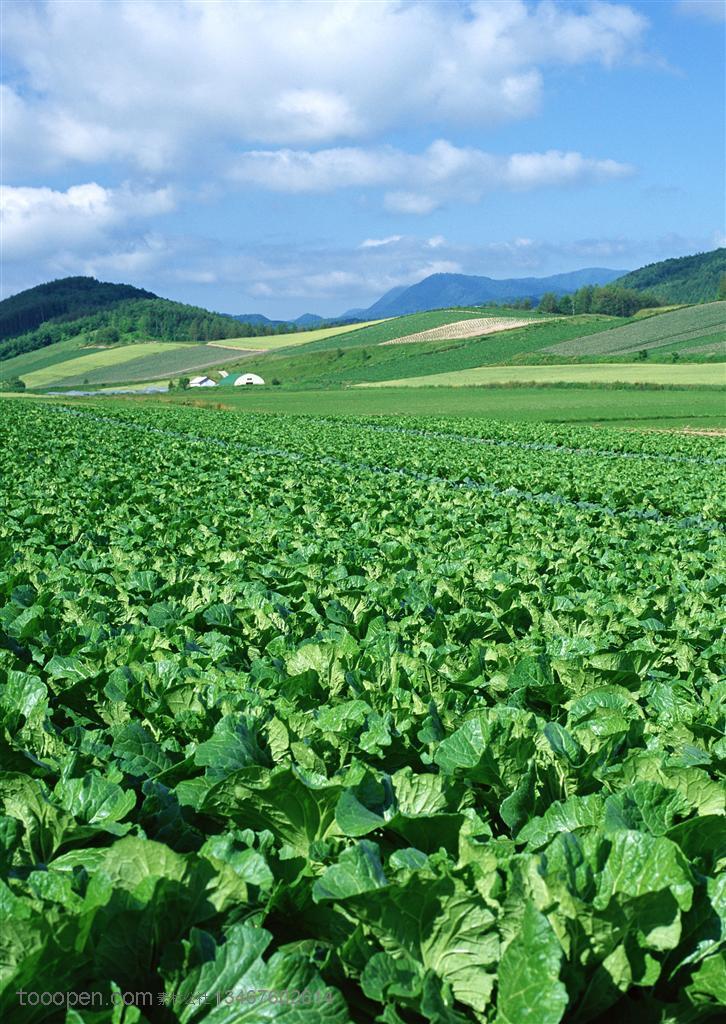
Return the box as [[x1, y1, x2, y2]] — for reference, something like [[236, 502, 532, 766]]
[[613, 248, 726, 303], [0, 277, 157, 341], [0, 278, 297, 364]]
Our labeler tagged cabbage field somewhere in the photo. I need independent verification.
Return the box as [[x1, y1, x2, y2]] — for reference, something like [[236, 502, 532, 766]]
[[1, 399, 724, 1023]]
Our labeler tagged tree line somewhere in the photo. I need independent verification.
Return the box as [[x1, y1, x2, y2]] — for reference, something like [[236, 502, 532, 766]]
[[537, 285, 662, 317]]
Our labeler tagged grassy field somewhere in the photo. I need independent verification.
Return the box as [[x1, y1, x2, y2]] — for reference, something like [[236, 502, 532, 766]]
[[208, 318, 389, 350], [546, 301, 725, 357], [157, 384, 726, 427], [22, 342, 198, 388], [0, 337, 90, 380], [363, 362, 726, 388]]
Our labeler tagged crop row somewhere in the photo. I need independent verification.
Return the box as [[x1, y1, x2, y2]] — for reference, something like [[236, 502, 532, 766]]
[[0, 400, 724, 1024]]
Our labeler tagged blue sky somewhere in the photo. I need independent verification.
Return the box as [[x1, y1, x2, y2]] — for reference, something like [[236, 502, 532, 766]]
[[2, 0, 724, 318]]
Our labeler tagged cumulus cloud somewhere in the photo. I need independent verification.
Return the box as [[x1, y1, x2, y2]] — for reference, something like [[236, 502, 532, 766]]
[[229, 140, 634, 211], [1, 0, 649, 174], [1, 182, 175, 261]]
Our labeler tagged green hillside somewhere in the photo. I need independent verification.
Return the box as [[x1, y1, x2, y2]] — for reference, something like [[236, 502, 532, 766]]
[[222, 315, 612, 387], [10, 286, 724, 393], [12, 307, 551, 390], [213, 306, 724, 389], [0, 298, 269, 364], [22, 343, 194, 388], [614, 248, 726, 303], [0, 337, 90, 381], [292, 307, 543, 353], [0, 276, 156, 341]]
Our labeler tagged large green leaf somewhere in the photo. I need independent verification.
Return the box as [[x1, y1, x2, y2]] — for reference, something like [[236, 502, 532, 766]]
[[172, 924, 349, 1023], [496, 903, 568, 1024]]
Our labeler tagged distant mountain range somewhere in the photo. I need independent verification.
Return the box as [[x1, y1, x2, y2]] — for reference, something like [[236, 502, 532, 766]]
[[341, 267, 627, 319], [232, 267, 628, 326], [234, 251, 725, 323], [230, 312, 326, 328]]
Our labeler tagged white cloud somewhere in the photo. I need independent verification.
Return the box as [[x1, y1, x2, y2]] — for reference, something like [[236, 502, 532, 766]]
[[360, 235, 403, 249], [504, 150, 632, 188], [1, 182, 175, 261], [2, 0, 649, 174], [300, 270, 363, 293], [229, 140, 634, 211], [214, 232, 717, 309], [165, 237, 468, 304]]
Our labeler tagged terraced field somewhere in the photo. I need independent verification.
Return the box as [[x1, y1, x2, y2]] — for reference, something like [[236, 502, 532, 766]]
[[1, 399, 723, 1023], [546, 301, 726, 357]]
